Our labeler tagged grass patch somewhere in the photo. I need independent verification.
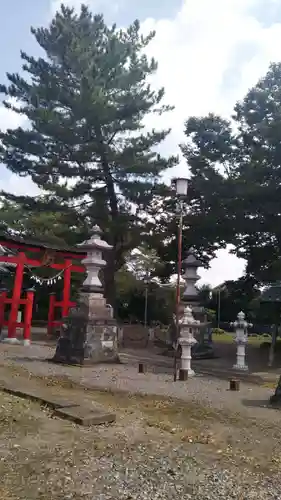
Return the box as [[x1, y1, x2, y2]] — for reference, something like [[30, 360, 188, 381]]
[[213, 333, 272, 345]]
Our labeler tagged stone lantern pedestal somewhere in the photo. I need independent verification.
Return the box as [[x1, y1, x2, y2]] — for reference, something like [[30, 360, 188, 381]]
[[178, 306, 199, 379], [52, 226, 120, 365], [231, 311, 252, 371]]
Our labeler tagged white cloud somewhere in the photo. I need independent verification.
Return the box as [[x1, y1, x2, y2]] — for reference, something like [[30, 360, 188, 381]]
[[198, 247, 246, 288], [0, 101, 40, 196], [51, 0, 103, 15]]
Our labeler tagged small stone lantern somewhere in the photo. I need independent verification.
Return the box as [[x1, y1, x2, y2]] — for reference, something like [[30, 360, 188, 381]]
[[230, 311, 252, 371], [178, 305, 199, 379]]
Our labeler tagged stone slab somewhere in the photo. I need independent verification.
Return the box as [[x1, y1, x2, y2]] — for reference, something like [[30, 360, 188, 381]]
[[0, 381, 79, 409], [0, 378, 116, 426], [53, 405, 116, 426]]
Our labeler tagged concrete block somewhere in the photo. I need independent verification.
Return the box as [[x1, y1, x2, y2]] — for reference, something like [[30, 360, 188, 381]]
[[53, 405, 116, 426]]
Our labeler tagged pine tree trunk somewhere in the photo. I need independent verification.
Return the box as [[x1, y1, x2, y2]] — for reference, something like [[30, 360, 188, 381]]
[[103, 251, 117, 311]]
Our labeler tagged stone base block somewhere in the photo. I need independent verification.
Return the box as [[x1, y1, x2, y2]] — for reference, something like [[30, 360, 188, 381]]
[[1, 337, 21, 345], [233, 364, 248, 371], [51, 336, 120, 366], [51, 292, 120, 366], [53, 405, 116, 426]]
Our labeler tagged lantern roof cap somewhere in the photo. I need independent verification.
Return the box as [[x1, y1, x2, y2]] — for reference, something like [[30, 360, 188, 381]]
[[183, 248, 202, 268], [77, 226, 112, 251]]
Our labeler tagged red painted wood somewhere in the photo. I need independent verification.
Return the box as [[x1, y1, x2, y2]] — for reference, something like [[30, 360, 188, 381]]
[[0, 239, 85, 260], [62, 259, 72, 318], [24, 290, 34, 340], [0, 241, 84, 339], [8, 252, 25, 339], [0, 255, 84, 273]]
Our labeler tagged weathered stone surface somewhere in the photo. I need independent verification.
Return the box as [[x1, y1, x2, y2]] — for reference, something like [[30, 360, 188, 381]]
[[0, 377, 116, 426], [52, 305, 119, 365], [53, 405, 116, 426], [52, 226, 119, 365], [0, 380, 78, 408], [270, 375, 281, 406]]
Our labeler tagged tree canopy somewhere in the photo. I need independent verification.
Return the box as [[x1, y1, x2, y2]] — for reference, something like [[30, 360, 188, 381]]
[[0, 4, 177, 305], [178, 63, 281, 285]]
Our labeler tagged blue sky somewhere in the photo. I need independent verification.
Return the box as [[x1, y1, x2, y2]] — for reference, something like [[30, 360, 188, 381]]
[[1, 0, 281, 285]]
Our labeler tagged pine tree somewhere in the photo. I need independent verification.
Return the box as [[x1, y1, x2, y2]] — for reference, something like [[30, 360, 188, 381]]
[[0, 4, 177, 305]]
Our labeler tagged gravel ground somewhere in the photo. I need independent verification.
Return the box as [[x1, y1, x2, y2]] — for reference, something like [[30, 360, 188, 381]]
[[0, 344, 281, 499], [0, 387, 281, 500], [0, 343, 279, 422]]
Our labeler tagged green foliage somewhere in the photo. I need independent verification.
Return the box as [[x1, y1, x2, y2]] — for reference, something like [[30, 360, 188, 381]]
[[0, 4, 177, 304], [115, 266, 174, 324], [180, 63, 281, 285], [0, 198, 87, 247], [198, 277, 261, 324], [126, 245, 163, 280], [211, 327, 226, 335], [205, 308, 216, 322]]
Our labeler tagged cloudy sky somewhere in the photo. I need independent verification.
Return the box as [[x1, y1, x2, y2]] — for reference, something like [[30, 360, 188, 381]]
[[1, 0, 281, 286]]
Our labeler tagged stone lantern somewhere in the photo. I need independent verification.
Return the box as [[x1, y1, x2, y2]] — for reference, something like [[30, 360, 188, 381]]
[[52, 225, 119, 365], [178, 305, 199, 379], [80, 225, 112, 293], [182, 248, 210, 343], [182, 248, 202, 310], [230, 311, 252, 371]]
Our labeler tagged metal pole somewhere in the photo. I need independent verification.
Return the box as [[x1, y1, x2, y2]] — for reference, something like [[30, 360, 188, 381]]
[[174, 201, 183, 381], [217, 289, 221, 329], [144, 285, 148, 329], [176, 201, 183, 335]]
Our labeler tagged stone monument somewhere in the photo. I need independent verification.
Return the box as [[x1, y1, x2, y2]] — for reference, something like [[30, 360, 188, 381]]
[[230, 311, 252, 371], [182, 248, 211, 344], [178, 305, 199, 379], [182, 248, 202, 311], [52, 225, 120, 365]]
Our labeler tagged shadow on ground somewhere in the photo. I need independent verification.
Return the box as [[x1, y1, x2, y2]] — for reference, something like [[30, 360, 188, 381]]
[[242, 398, 275, 409]]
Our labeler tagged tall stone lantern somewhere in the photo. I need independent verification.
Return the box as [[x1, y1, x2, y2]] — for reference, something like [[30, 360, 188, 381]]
[[52, 225, 119, 365], [230, 311, 252, 371], [182, 247, 210, 343], [182, 248, 202, 311], [178, 305, 199, 379]]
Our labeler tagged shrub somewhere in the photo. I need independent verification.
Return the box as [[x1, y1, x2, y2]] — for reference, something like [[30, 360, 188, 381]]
[[211, 328, 226, 336]]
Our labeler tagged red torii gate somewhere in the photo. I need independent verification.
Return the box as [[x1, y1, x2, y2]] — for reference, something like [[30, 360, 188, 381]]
[[0, 235, 85, 342]]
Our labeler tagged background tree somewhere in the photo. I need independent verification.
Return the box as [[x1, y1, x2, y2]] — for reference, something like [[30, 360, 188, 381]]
[[0, 198, 86, 247], [180, 63, 281, 286], [115, 266, 174, 325], [0, 4, 177, 307]]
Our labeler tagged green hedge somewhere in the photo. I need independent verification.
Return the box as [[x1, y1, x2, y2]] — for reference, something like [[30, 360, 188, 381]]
[[211, 328, 227, 335]]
